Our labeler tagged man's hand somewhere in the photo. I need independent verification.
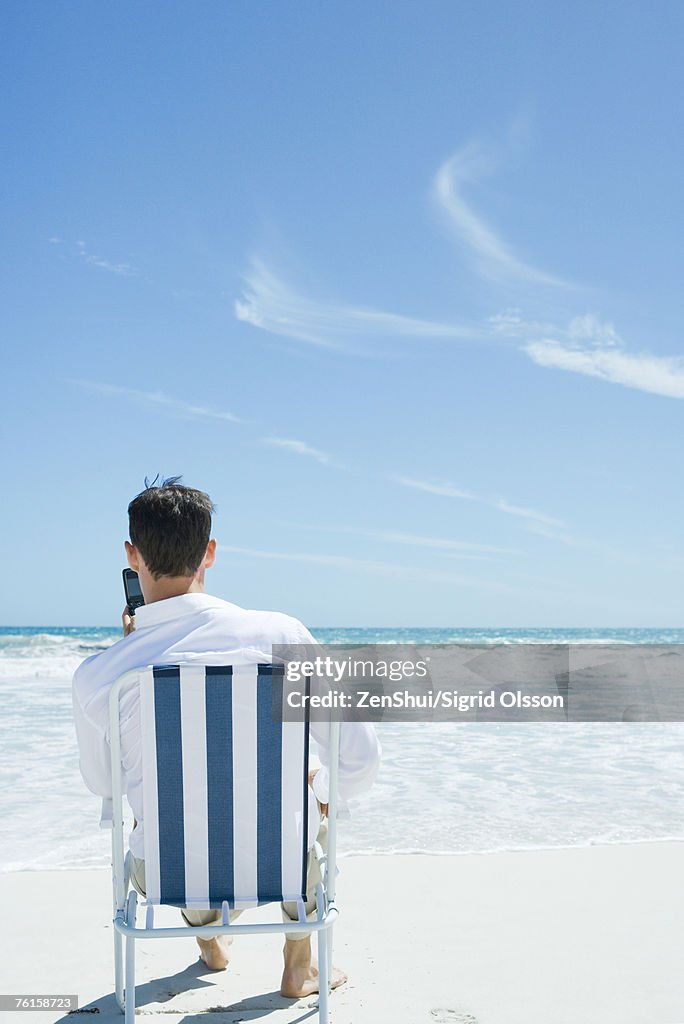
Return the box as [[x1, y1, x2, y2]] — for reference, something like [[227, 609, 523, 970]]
[[308, 767, 328, 818], [122, 607, 136, 637]]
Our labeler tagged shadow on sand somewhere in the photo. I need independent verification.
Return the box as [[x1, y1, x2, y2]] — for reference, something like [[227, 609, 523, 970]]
[[56, 956, 319, 1023]]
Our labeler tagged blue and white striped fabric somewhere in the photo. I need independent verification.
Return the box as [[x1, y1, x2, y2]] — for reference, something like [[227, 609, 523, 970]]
[[138, 663, 310, 910]]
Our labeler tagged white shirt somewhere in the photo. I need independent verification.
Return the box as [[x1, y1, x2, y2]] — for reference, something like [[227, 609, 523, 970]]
[[72, 592, 381, 857]]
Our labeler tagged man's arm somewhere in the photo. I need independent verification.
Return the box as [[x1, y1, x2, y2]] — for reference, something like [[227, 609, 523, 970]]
[[295, 625, 382, 808], [72, 608, 137, 798], [72, 674, 114, 798], [309, 715, 381, 807]]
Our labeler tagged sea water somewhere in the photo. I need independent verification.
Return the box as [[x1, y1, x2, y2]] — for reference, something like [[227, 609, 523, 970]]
[[1, 626, 684, 871]]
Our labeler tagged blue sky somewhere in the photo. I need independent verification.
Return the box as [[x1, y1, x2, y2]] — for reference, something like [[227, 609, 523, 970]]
[[2, 0, 684, 627]]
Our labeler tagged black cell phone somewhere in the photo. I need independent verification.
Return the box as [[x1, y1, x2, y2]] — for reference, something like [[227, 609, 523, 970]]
[[122, 568, 145, 615]]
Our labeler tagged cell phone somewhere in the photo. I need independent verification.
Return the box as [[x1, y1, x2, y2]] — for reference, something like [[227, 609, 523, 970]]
[[122, 568, 145, 615]]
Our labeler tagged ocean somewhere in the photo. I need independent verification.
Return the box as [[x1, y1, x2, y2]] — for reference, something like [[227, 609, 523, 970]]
[[2, 626, 684, 871]]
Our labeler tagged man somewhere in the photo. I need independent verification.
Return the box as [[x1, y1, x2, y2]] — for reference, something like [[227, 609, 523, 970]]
[[72, 478, 381, 997]]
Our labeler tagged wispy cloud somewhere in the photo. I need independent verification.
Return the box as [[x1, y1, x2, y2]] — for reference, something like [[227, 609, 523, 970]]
[[392, 474, 565, 532], [524, 338, 684, 400], [260, 436, 335, 465], [218, 544, 515, 591], [492, 499, 564, 530], [366, 529, 513, 554], [390, 476, 479, 501], [75, 239, 138, 277], [49, 236, 138, 275], [235, 257, 482, 351], [482, 308, 684, 402], [67, 380, 242, 423], [282, 522, 519, 556], [432, 142, 568, 288]]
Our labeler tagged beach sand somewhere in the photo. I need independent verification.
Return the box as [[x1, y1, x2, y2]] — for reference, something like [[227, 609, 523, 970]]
[[1, 842, 683, 1024]]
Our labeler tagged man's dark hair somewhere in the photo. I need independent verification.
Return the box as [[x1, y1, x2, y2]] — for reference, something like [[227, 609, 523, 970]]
[[128, 476, 216, 579]]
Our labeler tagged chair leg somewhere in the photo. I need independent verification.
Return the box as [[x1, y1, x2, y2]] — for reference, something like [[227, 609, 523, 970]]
[[124, 890, 137, 1024], [326, 918, 334, 982], [317, 926, 329, 1024], [114, 924, 124, 1011], [124, 936, 135, 1024]]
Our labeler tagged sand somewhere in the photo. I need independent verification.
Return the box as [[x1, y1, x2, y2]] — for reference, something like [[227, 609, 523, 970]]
[[1, 842, 684, 1024]]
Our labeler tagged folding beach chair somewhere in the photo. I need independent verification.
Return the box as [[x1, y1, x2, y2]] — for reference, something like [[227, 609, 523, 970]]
[[99, 662, 341, 1024]]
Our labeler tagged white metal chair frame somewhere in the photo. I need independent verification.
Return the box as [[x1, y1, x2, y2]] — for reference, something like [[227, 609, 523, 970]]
[[100, 666, 341, 1024]]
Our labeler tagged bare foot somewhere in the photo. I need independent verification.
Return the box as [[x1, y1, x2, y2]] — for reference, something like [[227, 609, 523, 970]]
[[196, 935, 232, 971], [280, 937, 347, 997]]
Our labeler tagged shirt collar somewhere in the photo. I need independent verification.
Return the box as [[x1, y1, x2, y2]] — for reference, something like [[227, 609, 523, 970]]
[[134, 592, 230, 629]]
